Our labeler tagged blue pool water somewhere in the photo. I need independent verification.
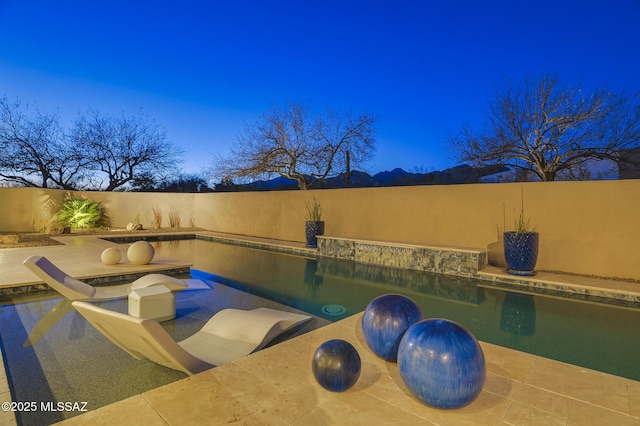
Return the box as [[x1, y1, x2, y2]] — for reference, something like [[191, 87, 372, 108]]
[[0, 270, 326, 425], [152, 237, 640, 382]]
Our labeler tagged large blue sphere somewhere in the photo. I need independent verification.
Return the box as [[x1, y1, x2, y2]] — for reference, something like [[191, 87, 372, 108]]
[[398, 319, 486, 409], [312, 339, 361, 392], [361, 294, 423, 362]]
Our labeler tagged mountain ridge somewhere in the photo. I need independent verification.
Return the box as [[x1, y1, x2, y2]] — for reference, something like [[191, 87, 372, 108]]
[[216, 164, 508, 191]]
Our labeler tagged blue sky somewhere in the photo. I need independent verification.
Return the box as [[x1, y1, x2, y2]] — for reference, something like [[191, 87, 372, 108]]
[[1, 1, 639, 176]]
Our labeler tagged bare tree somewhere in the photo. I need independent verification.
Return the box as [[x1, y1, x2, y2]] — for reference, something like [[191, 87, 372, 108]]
[[216, 101, 377, 190], [449, 74, 640, 181], [0, 97, 86, 188], [72, 110, 183, 191]]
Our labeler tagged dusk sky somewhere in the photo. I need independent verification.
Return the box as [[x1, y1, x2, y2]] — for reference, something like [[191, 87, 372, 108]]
[[1, 1, 639, 177]]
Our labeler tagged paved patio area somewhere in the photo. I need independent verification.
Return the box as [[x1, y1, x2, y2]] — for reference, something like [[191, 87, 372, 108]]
[[0, 232, 639, 425]]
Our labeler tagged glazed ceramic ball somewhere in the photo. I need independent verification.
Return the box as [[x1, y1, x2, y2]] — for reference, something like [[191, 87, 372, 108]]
[[127, 241, 155, 265], [397, 318, 486, 409], [361, 294, 424, 362], [100, 247, 122, 265], [312, 339, 361, 392]]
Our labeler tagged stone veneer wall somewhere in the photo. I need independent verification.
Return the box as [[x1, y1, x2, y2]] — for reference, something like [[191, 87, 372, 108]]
[[317, 236, 488, 278]]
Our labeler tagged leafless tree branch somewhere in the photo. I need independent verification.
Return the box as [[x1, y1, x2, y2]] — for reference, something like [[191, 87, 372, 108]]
[[214, 101, 377, 189], [71, 110, 184, 190], [449, 74, 640, 181]]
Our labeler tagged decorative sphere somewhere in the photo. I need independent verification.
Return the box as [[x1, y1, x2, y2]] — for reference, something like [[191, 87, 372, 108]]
[[127, 241, 155, 265], [100, 247, 122, 265], [312, 339, 361, 392], [361, 294, 423, 361], [398, 318, 486, 409]]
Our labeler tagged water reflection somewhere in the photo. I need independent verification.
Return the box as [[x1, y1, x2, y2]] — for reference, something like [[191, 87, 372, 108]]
[[23, 298, 73, 346], [500, 292, 536, 336], [303, 259, 324, 288], [315, 257, 486, 305]]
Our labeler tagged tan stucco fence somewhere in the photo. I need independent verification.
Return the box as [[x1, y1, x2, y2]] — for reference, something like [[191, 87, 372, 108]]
[[1, 180, 639, 280]]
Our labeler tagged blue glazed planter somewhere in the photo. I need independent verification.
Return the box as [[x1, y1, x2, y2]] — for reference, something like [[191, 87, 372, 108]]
[[397, 318, 486, 409], [503, 231, 539, 276], [305, 221, 325, 248], [361, 294, 423, 362], [312, 339, 361, 392]]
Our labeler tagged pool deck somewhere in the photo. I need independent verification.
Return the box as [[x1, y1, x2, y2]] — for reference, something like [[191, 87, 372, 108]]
[[0, 231, 639, 425]]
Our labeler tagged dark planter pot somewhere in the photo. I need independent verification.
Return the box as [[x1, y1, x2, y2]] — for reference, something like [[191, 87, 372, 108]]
[[305, 220, 325, 248], [503, 231, 539, 276]]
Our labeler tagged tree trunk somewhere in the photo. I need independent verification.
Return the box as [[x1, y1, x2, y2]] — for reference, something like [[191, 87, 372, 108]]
[[344, 150, 351, 187]]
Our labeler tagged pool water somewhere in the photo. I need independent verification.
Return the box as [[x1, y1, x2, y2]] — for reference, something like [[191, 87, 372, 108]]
[[0, 277, 327, 425], [153, 238, 640, 382]]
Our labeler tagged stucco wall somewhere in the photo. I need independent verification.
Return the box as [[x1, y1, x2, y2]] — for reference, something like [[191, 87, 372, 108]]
[[2, 180, 639, 280], [0, 188, 196, 231], [0, 188, 65, 232], [194, 181, 640, 280], [78, 191, 197, 230]]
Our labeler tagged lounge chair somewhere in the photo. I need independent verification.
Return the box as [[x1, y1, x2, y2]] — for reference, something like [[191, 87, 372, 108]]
[[72, 301, 313, 375], [23, 255, 197, 301]]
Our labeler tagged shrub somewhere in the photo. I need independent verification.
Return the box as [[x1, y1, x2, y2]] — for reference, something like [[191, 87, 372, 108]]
[[168, 210, 181, 228], [151, 206, 163, 229], [56, 194, 110, 229], [305, 197, 322, 221]]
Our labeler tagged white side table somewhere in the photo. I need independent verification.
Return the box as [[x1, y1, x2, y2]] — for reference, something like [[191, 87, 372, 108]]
[[128, 285, 176, 322]]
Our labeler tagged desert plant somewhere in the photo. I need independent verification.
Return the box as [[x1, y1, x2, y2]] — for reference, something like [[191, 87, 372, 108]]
[[168, 210, 181, 228], [55, 194, 109, 229], [305, 197, 322, 222], [513, 188, 532, 234], [35, 218, 50, 233], [151, 206, 163, 229]]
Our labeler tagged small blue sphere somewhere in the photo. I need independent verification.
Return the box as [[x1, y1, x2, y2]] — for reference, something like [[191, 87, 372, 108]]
[[398, 318, 486, 409], [312, 339, 361, 392], [361, 294, 424, 361]]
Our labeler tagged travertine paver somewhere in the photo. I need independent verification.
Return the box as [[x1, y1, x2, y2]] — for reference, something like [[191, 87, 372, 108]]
[[56, 313, 640, 425]]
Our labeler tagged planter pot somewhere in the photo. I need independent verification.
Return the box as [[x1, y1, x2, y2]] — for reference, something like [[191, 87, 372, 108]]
[[305, 221, 325, 248], [503, 231, 539, 276]]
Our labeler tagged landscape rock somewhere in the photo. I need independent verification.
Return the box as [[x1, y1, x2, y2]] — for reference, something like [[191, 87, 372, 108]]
[[49, 225, 71, 235], [0, 235, 19, 244]]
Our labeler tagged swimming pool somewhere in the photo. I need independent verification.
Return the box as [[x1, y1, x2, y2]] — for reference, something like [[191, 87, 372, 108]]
[[1, 236, 639, 424], [0, 274, 327, 425], [151, 237, 640, 382]]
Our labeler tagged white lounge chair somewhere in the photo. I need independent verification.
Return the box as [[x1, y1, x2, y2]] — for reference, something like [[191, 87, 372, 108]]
[[72, 301, 313, 375], [23, 255, 197, 301]]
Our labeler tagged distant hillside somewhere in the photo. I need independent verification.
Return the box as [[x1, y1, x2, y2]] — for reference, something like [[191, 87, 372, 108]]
[[215, 164, 508, 191]]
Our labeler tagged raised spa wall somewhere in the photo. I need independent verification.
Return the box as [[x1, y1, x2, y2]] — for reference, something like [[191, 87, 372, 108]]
[[312, 235, 640, 307], [317, 236, 487, 278]]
